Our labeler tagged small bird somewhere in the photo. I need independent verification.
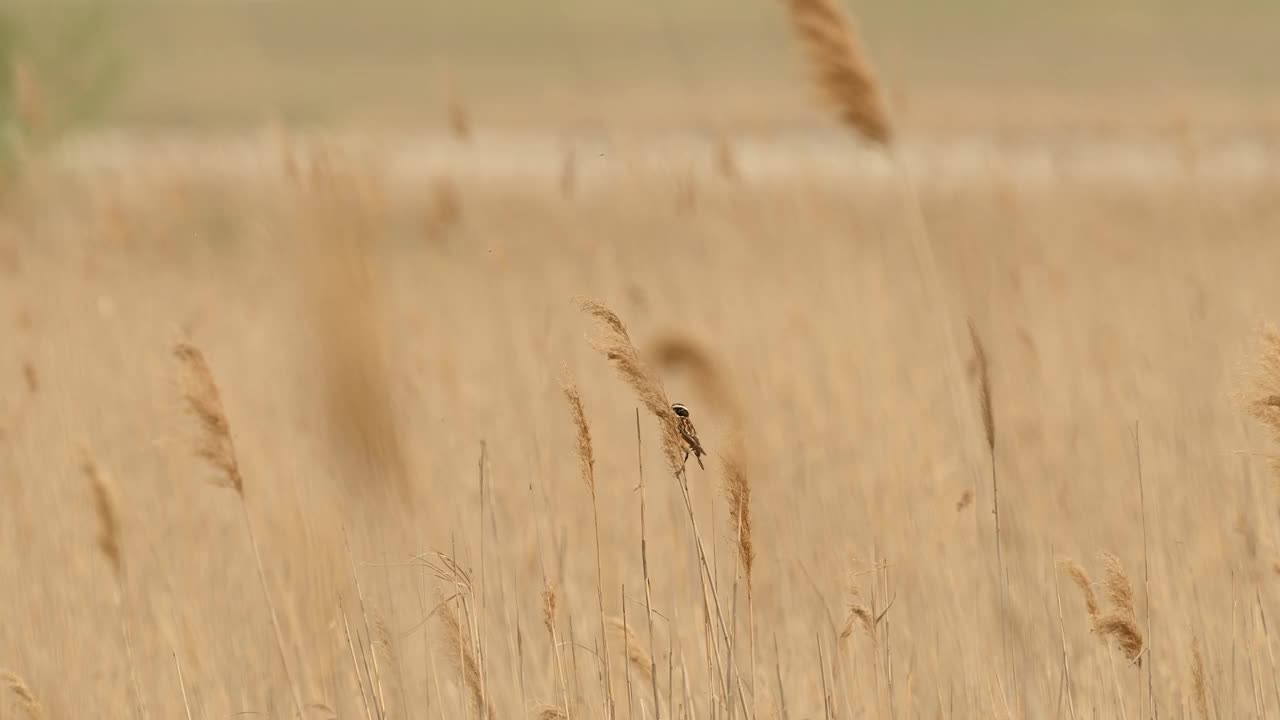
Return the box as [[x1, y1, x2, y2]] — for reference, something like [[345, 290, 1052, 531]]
[[671, 403, 706, 469]]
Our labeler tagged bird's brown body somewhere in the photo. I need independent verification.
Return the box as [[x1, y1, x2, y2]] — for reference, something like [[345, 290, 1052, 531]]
[[671, 403, 706, 469]]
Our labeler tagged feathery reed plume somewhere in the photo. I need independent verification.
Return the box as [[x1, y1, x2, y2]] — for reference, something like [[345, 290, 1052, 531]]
[[577, 298, 684, 476], [542, 586, 558, 638], [970, 320, 1006, 679], [721, 447, 754, 596], [1060, 558, 1100, 622], [580, 299, 750, 716], [610, 617, 655, 685], [82, 450, 148, 720], [968, 321, 995, 452], [1096, 615, 1145, 664], [1246, 324, 1280, 478], [437, 595, 495, 720], [560, 369, 615, 714], [561, 376, 595, 496], [294, 149, 410, 498], [1100, 552, 1137, 620], [780, 0, 892, 143], [173, 343, 305, 718], [650, 333, 741, 421], [1063, 554, 1145, 663], [84, 453, 122, 579], [533, 704, 568, 720], [1097, 553, 1144, 663], [1, 671, 43, 720], [174, 343, 242, 494], [1191, 637, 1209, 719]]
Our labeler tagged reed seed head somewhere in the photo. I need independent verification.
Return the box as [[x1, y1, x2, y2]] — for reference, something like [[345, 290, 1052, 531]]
[[1100, 551, 1137, 620], [969, 320, 995, 452], [577, 298, 685, 476], [436, 594, 494, 720], [82, 451, 123, 580], [1, 671, 43, 720], [1096, 613, 1145, 663], [721, 446, 754, 596], [1192, 637, 1209, 719], [561, 372, 596, 496], [174, 343, 243, 495], [542, 585, 558, 638], [609, 616, 655, 685], [1059, 557, 1100, 621], [1063, 553, 1144, 663], [782, 0, 893, 143], [1096, 552, 1144, 662]]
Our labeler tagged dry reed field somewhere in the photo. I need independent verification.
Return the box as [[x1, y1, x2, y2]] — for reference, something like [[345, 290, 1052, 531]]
[[4, 1, 1280, 719]]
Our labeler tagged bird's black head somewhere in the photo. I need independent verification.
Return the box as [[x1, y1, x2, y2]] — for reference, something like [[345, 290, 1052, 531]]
[[671, 403, 690, 418]]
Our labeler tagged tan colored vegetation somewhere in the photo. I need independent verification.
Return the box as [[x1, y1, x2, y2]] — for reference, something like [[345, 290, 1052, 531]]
[[3, 4, 1280, 719]]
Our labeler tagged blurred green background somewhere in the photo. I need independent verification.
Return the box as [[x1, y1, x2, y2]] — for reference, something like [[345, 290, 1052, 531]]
[[4, 0, 1279, 130]]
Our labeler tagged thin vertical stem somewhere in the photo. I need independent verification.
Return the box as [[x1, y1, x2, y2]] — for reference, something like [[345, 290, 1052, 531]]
[[674, 466, 751, 717], [882, 555, 897, 720], [1106, 648, 1128, 720], [623, 585, 636, 719], [341, 594, 377, 720], [1233, 572, 1239, 720], [477, 443, 490, 719], [636, 409, 663, 719], [1256, 587, 1280, 715], [345, 532, 386, 719], [172, 649, 194, 720], [1050, 545, 1078, 720], [114, 582, 148, 720], [817, 634, 833, 720], [773, 633, 789, 720], [591, 465, 615, 719], [728, 525, 741, 720], [1132, 422, 1157, 719], [990, 449, 1008, 684], [240, 502, 306, 719], [529, 476, 573, 720]]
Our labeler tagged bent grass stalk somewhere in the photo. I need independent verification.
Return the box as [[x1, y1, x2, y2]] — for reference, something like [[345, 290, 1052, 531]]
[[578, 298, 751, 718], [174, 342, 306, 719], [561, 373, 615, 719]]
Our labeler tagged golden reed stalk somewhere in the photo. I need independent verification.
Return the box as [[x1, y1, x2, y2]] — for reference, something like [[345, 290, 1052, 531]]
[[780, 0, 893, 143]]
